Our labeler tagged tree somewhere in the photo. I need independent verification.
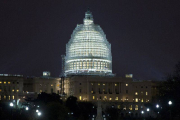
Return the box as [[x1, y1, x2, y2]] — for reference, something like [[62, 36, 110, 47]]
[[35, 92, 63, 105], [45, 102, 68, 120], [78, 102, 96, 120], [65, 96, 96, 120], [159, 62, 180, 120], [65, 96, 81, 118], [32, 93, 67, 120], [105, 106, 119, 120]]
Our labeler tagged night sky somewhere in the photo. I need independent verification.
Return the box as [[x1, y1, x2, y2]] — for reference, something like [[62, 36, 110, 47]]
[[1, 0, 180, 80]]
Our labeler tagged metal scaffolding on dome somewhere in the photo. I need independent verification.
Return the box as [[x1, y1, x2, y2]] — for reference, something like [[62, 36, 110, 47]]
[[64, 10, 114, 76]]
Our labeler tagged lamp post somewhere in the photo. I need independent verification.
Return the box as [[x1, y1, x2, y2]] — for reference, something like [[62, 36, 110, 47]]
[[168, 101, 172, 120], [156, 104, 160, 118], [9, 102, 13, 120], [37, 112, 41, 116], [141, 111, 145, 120], [156, 104, 159, 108], [36, 112, 41, 120], [147, 108, 150, 117], [25, 107, 29, 111]]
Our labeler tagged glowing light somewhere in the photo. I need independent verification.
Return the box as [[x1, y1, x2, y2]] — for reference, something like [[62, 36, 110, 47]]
[[10, 102, 13, 107], [38, 112, 41, 116], [26, 107, 29, 110], [168, 101, 172, 105], [65, 10, 113, 76], [156, 104, 159, 108]]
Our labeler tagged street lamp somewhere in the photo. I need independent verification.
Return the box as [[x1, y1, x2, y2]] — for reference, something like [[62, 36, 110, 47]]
[[147, 108, 150, 117], [25, 107, 29, 111], [9, 102, 13, 120], [37, 112, 41, 116], [141, 111, 144, 114], [156, 104, 159, 108], [168, 101, 172, 120], [36, 110, 39, 113], [141, 111, 145, 119], [10, 102, 13, 107], [168, 101, 172, 105]]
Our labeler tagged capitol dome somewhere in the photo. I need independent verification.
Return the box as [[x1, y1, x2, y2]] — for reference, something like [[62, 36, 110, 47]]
[[64, 10, 113, 76]]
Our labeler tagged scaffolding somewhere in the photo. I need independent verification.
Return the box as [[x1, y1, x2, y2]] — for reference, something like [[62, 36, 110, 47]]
[[64, 10, 113, 76]]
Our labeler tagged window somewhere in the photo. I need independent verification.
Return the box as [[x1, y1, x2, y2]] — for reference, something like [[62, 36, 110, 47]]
[[8, 82, 10, 84], [12, 89, 14, 92], [135, 92, 138, 95], [117, 105, 120, 109], [141, 91, 143, 95], [0, 81, 2, 84], [104, 96, 107, 100], [12, 95, 14, 100], [146, 99, 149, 102], [17, 89, 19, 92], [40, 90, 42, 93], [4, 95, 6, 99], [57, 84, 59, 87], [93, 96, 95, 100], [135, 105, 138, 110], [115, 97, 118, 100], [4, 81, 6, 84], [123, 105, 126, 110], [103, 89, 105, 92], [129, 105, 132, 110], [126, 84, 128, 86], [109, 98, 112, 100], [103, 83, 105, 86], [91, 83, 93, 85], [0, 89, 2, 92], [51, 84, 53, 87], [135, 98, 138, 102], [98, 83, 100, 86], [115, 84, 117, 86], [0, 95, 1, 100], [91, 91, 93, 93], [146, 92, 148, 95], [79, 96, 82, 100], [126, 90, 128, 94], [8, 96, 10, 100], [141, 99, 144, 102]]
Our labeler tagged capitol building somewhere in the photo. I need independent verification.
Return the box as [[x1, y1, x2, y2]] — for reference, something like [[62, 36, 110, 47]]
[[64, 10, 113, 76], [60, 10, 159, 117], [0, 10, 160, 118]]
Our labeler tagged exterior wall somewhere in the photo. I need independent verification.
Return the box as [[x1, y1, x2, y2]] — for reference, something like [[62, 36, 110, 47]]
[[63, 76, 157, 117], [64, 76, 152, 103], [0, 74, 60, 107], [0, 75, 23, 106], [22, 77, 61, 101]]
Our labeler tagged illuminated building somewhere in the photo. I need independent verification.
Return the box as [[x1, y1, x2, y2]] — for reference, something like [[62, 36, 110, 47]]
[[64, 10, 113, 76]]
